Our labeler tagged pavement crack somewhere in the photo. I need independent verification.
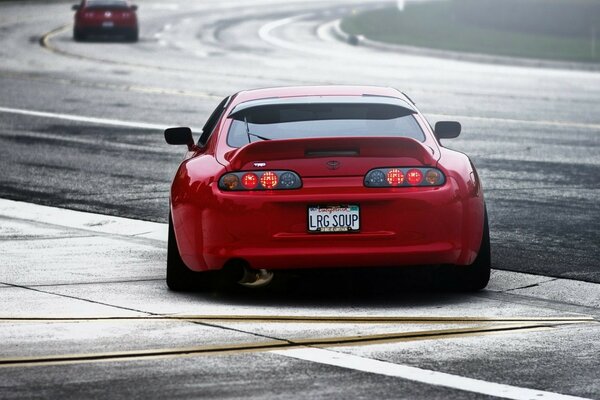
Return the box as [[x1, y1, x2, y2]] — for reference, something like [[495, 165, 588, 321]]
[[187, 320, 296, 345], [504, 278, 560, 292], [12, 278, 164, 288], [0, 282, 155, 315]]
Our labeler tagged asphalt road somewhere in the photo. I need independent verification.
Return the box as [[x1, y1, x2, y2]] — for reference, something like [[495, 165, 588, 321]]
[[0, 1, 599, 398], [1, 199, 599, 400], [1, 1, 598, 283]]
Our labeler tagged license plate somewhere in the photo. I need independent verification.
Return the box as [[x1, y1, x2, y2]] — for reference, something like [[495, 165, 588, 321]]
[[102, 21, 114, 28], [308, 205, 360, 233]]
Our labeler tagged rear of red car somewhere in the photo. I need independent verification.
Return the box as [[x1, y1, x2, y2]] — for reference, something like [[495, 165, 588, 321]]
[[73, 0, 138, 41], [169, 91, 486, 285]]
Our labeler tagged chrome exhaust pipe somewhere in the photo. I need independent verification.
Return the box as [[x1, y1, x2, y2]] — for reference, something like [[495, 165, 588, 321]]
[[238, 268, 274, 288]]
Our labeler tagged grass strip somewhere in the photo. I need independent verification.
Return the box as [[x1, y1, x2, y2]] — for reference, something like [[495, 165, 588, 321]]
[[341, 0, 600, 64]]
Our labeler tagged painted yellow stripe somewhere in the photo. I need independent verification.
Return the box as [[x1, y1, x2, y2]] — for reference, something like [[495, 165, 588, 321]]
[[0, 322, 556, 368], [0, 315, 594, 324]]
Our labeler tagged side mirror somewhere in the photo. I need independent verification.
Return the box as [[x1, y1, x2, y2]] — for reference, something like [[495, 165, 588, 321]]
[[435, 121, 461, 139], [165, 127, 194, 147], [72, 4, 80, 10], [131, 4, 138, 10]]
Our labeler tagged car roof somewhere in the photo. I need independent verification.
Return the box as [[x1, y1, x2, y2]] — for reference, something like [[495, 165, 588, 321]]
[[230, 86, 408, 106]]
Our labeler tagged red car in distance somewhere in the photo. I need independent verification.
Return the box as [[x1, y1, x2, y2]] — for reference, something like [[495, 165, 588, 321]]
[[165, 86, 491, 292], [72, 0, 138, 42]]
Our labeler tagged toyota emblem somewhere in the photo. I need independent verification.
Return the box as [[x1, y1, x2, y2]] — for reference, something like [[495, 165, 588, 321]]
[[326, 160, 340, 170]]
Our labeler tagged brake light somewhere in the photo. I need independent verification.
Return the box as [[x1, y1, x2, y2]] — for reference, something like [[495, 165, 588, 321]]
[[406, 169, 423, 185], [241, 173, 258, 189], [365, 168, 445, 187], [386, 169, 404, 186], [260, 171, 278, 189], [219, 171, 302, 191]]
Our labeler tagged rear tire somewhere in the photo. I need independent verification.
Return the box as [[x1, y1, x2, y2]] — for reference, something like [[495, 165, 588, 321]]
[[447, 207, 491, 291], [73, 29, 86, 41], [167, 213, 201, 291], [127, 29, 138, 42]]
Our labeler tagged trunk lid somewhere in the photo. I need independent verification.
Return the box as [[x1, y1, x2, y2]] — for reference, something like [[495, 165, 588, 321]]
[[224, 137, 436, 177]]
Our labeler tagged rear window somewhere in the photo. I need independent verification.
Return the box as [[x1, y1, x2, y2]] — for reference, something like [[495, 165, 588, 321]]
[[227, 102, 425, 148], [86, 0, 129, 9]]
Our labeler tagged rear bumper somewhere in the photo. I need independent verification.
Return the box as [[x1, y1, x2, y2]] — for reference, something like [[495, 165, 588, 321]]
[[172, 176, 484, 272], [75, 22, 137, 35]]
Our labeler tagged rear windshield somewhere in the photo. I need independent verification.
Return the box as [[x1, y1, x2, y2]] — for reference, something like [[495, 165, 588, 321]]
[[227, 103, 425, 148], [86, 0, 129, 9]]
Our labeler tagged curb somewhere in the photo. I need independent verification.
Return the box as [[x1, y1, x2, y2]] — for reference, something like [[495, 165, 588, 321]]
[[331, 19, 600, 72]]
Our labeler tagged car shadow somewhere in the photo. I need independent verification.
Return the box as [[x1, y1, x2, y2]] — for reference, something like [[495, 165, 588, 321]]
[[188, 267, 479, 309], [74, 35, 136, 43]]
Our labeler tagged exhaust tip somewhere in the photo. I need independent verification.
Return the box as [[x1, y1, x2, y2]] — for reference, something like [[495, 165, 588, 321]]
[[238, 268, 274, 288]]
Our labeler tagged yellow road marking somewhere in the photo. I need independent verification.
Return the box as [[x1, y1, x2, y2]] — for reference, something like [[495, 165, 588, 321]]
[[0, 315, 594, 324], [35, 25, 221, 100], [0, 322, 563, 368]]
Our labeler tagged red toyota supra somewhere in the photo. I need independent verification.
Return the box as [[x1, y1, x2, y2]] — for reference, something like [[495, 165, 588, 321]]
[[165, 86, 490, 291], [72, 0, 138, 42]]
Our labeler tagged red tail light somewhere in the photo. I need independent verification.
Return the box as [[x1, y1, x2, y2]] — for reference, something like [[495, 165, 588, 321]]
[[365, 168, 445, 187], [241, 173, 258, 189], [406, 169, 423, 185], [386, 169, 405, 186], [219, 171, 302, 191], [260, 172, 278, 189]]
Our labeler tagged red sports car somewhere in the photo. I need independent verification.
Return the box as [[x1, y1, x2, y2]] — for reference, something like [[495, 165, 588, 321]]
[[72, 0, 138, 42], [165, 86, 490, 291]]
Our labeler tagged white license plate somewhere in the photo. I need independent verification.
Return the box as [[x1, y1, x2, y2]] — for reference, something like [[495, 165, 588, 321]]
[[308, 205, 360, 233], [102, 21, 114, 28]]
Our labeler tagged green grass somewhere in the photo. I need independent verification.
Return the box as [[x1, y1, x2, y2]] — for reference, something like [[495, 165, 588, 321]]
[[341, 0, 600, 63]]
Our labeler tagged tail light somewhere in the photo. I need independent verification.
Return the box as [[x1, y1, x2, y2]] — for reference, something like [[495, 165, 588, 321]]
[[365, 167, 445, 187], [406, 169, 423, 185], [219, 171, 302, 191]]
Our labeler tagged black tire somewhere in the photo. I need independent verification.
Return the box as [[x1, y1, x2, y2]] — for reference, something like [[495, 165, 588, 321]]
[[167, 213, 201, 291], [127, 29, 138, 42], [73, 29, 86, 41], [456, 207, 491, 291]]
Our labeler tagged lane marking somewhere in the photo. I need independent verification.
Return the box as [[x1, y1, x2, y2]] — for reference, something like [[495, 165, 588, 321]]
[[258, 14, 316, 53], [0, 129, 170, 154], [0, 323, 559, 369], [274, 347, 591, 400], [0, 106, 168, 130], [33, 26, 600, 131], [0, 315, 594, 324], [38, 23, 311, 85]]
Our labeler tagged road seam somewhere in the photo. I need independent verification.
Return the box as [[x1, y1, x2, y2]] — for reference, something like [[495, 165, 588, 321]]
[[0, 323, 562, 368]]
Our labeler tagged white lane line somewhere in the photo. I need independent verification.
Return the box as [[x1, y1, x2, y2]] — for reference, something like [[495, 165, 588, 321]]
[[258, 14, 317, 53], [0, 106, 168, 130], [1, 104, 597, 141], [273, 348, 591, 400]]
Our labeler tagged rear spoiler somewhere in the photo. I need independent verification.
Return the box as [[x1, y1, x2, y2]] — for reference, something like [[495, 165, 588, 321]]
[[225, 137, 436, 170]]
